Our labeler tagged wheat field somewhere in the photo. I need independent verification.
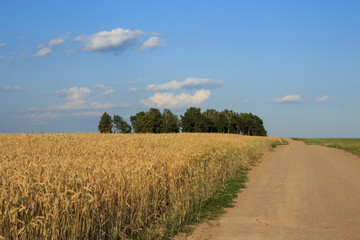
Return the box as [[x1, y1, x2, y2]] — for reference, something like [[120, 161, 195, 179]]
[[0, 133, 282, 239]]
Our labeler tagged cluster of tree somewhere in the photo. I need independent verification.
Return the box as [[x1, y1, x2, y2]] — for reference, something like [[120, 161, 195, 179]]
[[180, 107, 267, 136], [98, 113, 132, 133], [98, 108, 267, 136], [130, 108, 180, 133]]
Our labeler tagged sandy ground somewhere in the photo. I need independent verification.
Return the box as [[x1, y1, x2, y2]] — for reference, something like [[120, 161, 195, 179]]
[[174, 139, 360, 240]]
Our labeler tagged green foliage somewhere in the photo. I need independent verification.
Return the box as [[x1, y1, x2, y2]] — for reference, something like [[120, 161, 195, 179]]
[[120, 120, 132, 133], [98, 112, 112, 133], [130, 111, 146, 133], [129, 107, 267, 136], [130, 108, 180, 133], [113, 114, 132, 133], [160, 109, 180, 133], [293, 138, 360, 156], [240, 113, 267, 136], [181, 107, 203, 133], [112, 114, 123, 133], [180, 108, 267, 136], [143, 108, 162, 133]]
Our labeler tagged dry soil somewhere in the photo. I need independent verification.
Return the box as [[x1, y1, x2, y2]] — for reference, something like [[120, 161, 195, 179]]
[[175, 139, 360, 240]]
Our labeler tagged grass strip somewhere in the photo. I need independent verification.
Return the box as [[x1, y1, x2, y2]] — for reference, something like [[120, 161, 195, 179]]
[[292, 138, 360, 156], [165, 169, 248, 239], [166, 141, 286, 239]]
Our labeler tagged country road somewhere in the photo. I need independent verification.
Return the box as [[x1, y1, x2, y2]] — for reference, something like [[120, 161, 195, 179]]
[[175, 139, 360, 240]]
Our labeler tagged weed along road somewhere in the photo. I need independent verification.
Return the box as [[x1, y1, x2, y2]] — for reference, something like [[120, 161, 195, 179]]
[[179, 139, 360, 240]]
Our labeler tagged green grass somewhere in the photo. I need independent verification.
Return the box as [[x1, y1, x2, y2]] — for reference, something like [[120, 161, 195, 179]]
[[292, 138, 360, 156], [165, 170, 248, 239]]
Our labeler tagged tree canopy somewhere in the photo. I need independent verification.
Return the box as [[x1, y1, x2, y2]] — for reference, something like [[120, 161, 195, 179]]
[[99, 108, 267, 136], [98, 112, 112, 133]]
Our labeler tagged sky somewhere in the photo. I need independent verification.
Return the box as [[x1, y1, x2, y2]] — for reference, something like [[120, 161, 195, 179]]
[[1, 0, 359, 137]]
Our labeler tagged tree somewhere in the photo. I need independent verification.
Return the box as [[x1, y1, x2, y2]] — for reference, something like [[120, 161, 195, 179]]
[[130, 111, 146, 133], [222, 109, 238, 134], [181, 107, 203, 132], [129, 108, 268, 136], [113, 114, 123, 133], [113, 114, 132, 133], [130, 108, 162, 133], [160, 109, 180, 133], [120, 120, 132, 133], [252, 115, 267, 136], [143, 108, 162, 133], [239, 113, 267, 136], [98, 112, 112, 133]]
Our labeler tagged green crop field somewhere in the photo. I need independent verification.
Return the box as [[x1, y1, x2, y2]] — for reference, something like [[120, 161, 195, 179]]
[[293, 138, 360, 156]]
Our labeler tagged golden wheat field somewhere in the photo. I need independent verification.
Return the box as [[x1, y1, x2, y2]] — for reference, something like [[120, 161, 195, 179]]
[[0, 133, 282, 239]]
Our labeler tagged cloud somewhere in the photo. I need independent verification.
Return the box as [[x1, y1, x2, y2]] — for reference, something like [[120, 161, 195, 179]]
[[141, 89, 211, 109], [56, 87, 91, 101], [25, 86, 129, 124], [34, 47, 51, 57], [94, 84, 106, 89], [94, 84, 115, 97], [0, 85, 22, 92], [147, 77, 223, 91], [0, 55, 4, 59], [26, 111, 63, 123], [271, 94, 304, 103], [128, 87, 139, 93], [48, 32, 72, 47], [71, 111, 102, 117], [0, 42, 5, 47], [316, 96, 330, 102], [52, 86, 127, 110], [75, 27, 143, 52], [140, 36, 166, 50], [26, 111, 102, 124], [50, 101, 119, 111]]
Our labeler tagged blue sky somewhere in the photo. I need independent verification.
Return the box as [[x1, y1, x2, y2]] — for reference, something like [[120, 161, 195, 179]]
[[1, 0, 359, 137]]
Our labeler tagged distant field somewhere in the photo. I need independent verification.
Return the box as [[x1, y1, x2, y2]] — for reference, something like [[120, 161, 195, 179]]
[[292, 138, 360, 156], [0, 133, 283, 239]]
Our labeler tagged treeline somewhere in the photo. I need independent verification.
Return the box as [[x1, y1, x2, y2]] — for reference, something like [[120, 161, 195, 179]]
[[99, 107, 267, 136]]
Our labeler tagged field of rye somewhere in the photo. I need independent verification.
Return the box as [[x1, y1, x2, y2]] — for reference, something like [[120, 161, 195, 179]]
[[0, 133, 282, 239]]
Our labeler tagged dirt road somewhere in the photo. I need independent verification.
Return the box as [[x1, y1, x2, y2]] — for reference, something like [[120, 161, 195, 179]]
[[176, 139, 360, 240]]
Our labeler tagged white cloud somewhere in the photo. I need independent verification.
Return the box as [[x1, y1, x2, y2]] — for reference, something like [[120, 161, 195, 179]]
[[26, 111, 102, 124], [26, 111, 63, 123], [49, 38, 65, 47], [316, 96, 330, 102], [48, 32, 72, 47], [102, 89, 115, 96], [0, 85, 22, 92], [75, 27, 143, 52], [140, 36, 166, 50], [25, 86, 129, 124], [128, 87, 139, 93], [271, 94, 304, 103], [0, 42, 5, 47], [94, 84, 106, 89], [34, 47, 51, 57], [147, 77, 223, 91], [71, 111, 102, 117], [95, 84, 115, 97], [56, 87, 91, 101], [141, 89, 211, 109], [51, 86, 127, 110]]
